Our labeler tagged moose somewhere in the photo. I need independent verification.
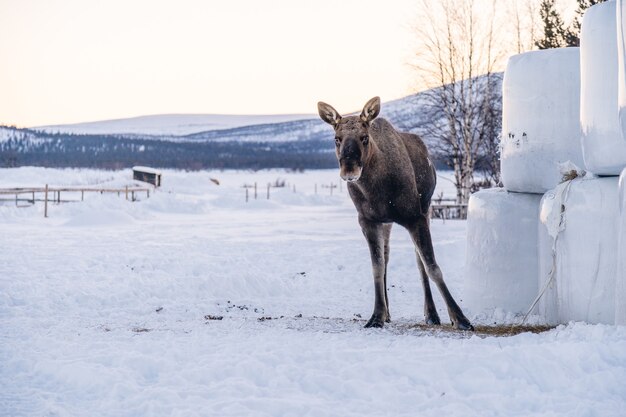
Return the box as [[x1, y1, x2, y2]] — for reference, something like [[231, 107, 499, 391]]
[[317, 97, 473, 330]]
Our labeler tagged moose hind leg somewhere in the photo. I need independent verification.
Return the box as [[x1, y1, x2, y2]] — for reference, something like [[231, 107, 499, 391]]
[[383, 223, 392, 323], [359, 217, 389, 328], [408, 216, 473, 331], [417, 258, 441, 325]]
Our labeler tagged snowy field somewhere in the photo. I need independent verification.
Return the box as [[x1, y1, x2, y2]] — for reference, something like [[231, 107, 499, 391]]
[[1, 167, 626, 417]]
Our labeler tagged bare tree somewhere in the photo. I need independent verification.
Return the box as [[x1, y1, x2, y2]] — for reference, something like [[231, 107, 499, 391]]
[[508, 0, 541, 53], [526, 0, 540, 50], [413, 0, 506, 203]]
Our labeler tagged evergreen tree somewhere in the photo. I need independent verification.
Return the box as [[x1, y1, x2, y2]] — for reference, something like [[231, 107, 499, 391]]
[[535, 0, 568, 49], [565, 0, 606, 47]]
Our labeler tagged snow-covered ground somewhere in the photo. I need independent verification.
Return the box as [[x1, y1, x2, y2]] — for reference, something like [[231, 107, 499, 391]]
[[1, 168, 625, 417]]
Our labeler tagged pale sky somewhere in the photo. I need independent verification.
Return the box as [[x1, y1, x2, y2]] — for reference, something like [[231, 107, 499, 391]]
[[0, 0, 418, 127]]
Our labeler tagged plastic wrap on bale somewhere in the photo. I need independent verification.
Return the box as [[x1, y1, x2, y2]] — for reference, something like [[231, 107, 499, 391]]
[[537, 189, 560, 325], [617, 0, 626, 143], [580, 1, 626, 175], [500, 48, 583, 194], [617, 168, 626, 325], [538, 177, 619, 325], [464, 188, 542, 316]]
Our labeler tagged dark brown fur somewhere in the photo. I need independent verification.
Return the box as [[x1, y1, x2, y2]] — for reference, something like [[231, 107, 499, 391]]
[[318, 97, 473, 330]]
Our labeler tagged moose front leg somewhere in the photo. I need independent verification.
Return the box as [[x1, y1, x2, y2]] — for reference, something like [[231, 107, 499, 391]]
[[407, 215, 473, 331], [359, 217, 389, 328]]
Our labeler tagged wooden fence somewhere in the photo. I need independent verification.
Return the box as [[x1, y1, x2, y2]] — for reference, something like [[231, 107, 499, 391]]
[[240, 180, 467, 220], [3, 183, 468, 219], [430, 203, 468, 220], [0, 185, 153, 217]]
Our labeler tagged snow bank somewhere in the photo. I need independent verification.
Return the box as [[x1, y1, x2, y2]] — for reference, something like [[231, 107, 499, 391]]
[[539, 177, 620, 325], [63, 206, 138, 227], [501, 48, 583, 193], [617, 168, 626, 325], [464, 188, 542, 315], [618, 0, 626, 142], [581, 1, 626, 175]]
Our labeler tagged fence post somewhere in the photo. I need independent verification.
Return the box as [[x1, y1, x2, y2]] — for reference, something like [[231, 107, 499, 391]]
[[330, 183, 333, 196], [254, 182, 257, 199], [32, 191, 35, 204], [147, 189, 150, 198], [125, 186, 128, 200], [44, 184, 49, 218], [81, 190, 84, 201], [15, 194, 17, 206], [246, 187, 249, 203], [266, 183, 270, 200], [315, 184, 317, 194]]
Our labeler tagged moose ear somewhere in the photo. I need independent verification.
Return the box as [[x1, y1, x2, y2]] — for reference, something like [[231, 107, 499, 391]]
[[360, 96, 380, 123], [317, 101, 342, 126]]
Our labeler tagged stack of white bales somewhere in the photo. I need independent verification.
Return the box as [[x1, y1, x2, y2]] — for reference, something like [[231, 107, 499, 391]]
[[538, 1, 626, 325], [466, 1, 626, 325], [467, 1, 626, 324], [465, 47, 583, 316]]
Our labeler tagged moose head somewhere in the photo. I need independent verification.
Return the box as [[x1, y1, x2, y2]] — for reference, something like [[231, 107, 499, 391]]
[[317, 97, 381, 182]]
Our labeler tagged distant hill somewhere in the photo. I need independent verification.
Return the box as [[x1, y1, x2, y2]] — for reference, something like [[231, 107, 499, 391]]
[[35, 113, 318, 136]]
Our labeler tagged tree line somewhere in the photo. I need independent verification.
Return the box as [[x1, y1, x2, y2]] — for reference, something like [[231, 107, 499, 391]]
[[0, 129, 339, 171]]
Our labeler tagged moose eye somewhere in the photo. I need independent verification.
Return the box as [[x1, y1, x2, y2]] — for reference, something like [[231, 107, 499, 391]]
[[335, 137, 341, 147]]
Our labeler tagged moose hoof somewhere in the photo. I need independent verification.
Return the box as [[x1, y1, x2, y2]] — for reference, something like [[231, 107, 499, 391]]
[[453, 318, 475, 331], [425, 317, 441, 326], [364, 315, 386, 328], [425, 312, 441, 326]]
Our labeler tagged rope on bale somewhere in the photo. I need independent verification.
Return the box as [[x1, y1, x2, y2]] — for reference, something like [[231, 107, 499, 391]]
[[517, 177, 576, 327]]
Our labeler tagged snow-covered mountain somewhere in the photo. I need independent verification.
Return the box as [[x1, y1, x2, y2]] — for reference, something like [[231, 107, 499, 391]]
[[35, 113, 318, 136]]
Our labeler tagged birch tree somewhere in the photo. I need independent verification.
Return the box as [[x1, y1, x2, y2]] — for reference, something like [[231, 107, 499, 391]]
[[413, 0, 505, 203]]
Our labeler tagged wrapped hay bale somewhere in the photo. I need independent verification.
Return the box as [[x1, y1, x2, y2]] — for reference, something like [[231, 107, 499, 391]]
[[464, 188, 542, 315], [616, 168, 626, 325], [501, 48, 583, 193], [580, 1, 626, 175], [617, 0, 626, 143], [538, 177, 619, 325]]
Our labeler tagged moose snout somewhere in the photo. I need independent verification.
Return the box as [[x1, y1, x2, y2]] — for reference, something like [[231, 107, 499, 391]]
[[342, 172, 361, 182], [339, 159, 362, 182]]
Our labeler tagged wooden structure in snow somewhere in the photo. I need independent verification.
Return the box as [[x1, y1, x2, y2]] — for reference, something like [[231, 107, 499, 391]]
[[0, 185, 152, 217], [133, 166, 162, 187]]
